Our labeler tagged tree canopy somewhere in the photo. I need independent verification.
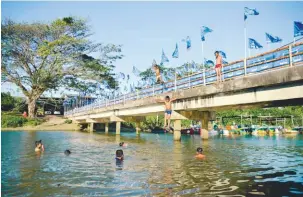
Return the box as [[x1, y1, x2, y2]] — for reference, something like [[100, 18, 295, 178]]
[[1, 17, 122, 117]]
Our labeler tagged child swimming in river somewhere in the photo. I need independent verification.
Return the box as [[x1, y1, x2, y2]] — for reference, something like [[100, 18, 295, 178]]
[[116, 149, 124, 161], [195, 147, 205, 159], [35, 140, 44, 152], [155, 96, 177, 129], [119, 142, 128, 147]]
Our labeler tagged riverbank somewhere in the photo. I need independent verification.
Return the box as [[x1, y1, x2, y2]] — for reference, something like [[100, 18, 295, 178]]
[[1, 115, 80, 131]]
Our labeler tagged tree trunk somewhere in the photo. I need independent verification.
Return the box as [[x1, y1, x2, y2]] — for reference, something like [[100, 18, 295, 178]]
[[27, 99, 37, 118]]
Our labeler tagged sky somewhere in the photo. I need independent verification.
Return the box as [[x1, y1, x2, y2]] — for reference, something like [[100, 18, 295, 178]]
[[1, 1, 303, 97]]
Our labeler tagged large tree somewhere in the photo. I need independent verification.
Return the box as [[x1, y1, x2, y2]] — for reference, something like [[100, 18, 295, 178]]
[[1, 17, 122, 118]]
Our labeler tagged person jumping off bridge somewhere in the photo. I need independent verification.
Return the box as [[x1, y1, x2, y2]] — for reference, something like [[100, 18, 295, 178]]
[[155, 96, 177, 130]]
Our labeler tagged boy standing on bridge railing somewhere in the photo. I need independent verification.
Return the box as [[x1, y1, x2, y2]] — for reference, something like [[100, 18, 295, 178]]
[[155, 96, 177, 130], [215, 51, 223, 83]]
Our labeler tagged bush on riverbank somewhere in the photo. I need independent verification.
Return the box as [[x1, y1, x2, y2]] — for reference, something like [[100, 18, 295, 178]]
[[64, 119, 73, 124], [1, 113, 45, 128], [1, 115, 27, 128]]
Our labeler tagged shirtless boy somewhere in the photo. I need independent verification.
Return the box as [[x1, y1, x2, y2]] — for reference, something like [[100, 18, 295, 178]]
[[215, 51, 223, 83], [155, 96, 177, 129], [153, 64, 163, 84]]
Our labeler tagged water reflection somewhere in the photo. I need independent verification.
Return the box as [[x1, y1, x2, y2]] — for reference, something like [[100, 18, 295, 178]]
[[1, 131, 303, 196]]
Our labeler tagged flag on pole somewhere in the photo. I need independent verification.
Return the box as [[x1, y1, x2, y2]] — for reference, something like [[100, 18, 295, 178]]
[[218, 51, 227, 59], [132, 66, 141, 77], [294, 21, 303, 37], [222, 59, 229, 65], [265, 33, 282, 43], [201, 26, 213, 41], [118, 72, 125, 80], [172, 43, 179, 58], [248, 38, 263, 49], [204, 59, 215, 67], [161, 49, 169, 64], [182, 36, 191, 50], [244, 7, 259, 21]]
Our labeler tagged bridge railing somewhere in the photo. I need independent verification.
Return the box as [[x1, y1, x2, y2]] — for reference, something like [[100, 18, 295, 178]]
[[65, 42, 303, 116]]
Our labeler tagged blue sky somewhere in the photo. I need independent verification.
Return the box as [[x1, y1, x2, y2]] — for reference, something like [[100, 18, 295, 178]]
[[2, 1, 303, 96]]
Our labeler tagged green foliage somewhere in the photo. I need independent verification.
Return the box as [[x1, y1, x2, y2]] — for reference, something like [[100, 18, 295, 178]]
[[64, 119, 73, 124], [1, 92, 27, 112], [1, 17, 123, 117], [1, 114, 27, 128], [216, 106, 303, 128], [1, 92, 15, 111]]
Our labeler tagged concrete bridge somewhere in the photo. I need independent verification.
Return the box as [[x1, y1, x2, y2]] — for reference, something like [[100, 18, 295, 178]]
[[65, 43, 303, 140]]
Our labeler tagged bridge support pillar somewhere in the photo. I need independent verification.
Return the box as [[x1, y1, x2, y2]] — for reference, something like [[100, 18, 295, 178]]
[[116, 122, 121, 135], [201, 111, 210, 140], [105, 122, 109, 134], [89, 123, 94, 133], [135, 121, 141, 135], [173, 120, 181, 141]]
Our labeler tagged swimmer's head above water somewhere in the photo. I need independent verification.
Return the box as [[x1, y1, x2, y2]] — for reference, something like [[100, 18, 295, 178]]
[[35, 140, 44, 152], [64, 150, 71, 155], [116, 149, 124, 160], [119, 142, 127, 147], [196, 147, 203, 154]]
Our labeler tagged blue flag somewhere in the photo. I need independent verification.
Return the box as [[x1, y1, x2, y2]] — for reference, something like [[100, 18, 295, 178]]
[[204, 59, 214, 67], [118, 72, 125, 80], [201, 26, 213, 41], [191, 61, 198, 72], [294, 21, 303, 37], [265, 33, 282, 43], [244, 7, 259, 21], [222, 59, 229, 65], [218, 51, 227, 59], [182, 36, 191, 50], [132, 66, 141, 77], [248, 38, 263, 49], [161, 49, 169, 64], [172, 43, 179, 58]]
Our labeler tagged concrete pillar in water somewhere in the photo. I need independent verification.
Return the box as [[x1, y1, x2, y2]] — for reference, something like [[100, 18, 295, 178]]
[[116, 122, 121, 135], [135, 121, 141, 135], [89, 122, 94, 133], [201, 111, 210, 140], [105, 122, 109, 134], [173, 120, 181, 141]]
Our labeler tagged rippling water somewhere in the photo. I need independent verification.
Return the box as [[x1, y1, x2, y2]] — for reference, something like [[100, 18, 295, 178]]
[[1, 131, 303, 196]]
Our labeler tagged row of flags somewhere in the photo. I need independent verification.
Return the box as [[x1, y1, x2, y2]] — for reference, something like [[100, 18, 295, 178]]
[[245, 7, 303, 49], [130, 7, 303, 92]]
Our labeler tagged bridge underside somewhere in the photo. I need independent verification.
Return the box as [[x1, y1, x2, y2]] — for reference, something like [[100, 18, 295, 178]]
[[68, 66, 303, 140]]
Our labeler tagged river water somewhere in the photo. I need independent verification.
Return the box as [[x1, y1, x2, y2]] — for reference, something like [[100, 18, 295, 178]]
[[1, 131, 303, 196]]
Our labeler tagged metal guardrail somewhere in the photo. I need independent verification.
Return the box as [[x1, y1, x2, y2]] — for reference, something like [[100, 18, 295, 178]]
[[65, 42, 303, 116]]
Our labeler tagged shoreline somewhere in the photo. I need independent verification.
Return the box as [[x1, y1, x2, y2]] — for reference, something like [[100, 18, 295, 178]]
[[1, 128, 80, 131]]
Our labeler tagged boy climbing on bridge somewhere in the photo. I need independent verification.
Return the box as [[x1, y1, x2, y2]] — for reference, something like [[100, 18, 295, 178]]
[[155, 96, 177, 130], [153, 64, 163, 84]]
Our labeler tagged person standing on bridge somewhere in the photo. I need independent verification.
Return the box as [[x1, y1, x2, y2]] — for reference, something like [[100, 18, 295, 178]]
[[155, 96, 177, 130], [152, 61, 164, 84], [215, 51, 223, 83]]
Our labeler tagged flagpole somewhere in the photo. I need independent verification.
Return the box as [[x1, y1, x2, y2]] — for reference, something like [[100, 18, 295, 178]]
[[202, 42, 206, 86], [244, 20, 247, 76]]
